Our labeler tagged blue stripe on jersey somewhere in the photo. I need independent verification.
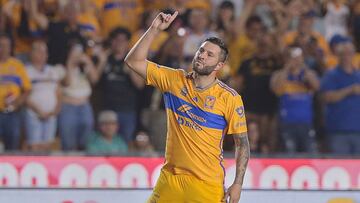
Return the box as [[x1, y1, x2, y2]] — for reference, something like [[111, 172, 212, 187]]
[[79, 24, 96, 31], [164, 92, 227, 130], [0, 75, 22, 86], [103, 2, 136, 10]]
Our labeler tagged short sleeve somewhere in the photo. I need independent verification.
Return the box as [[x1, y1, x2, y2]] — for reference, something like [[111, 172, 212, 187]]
[[225, 94, 247, 135], [17, 63, 31, 91], [146, 60, 183, 92], [320, 72, 337, 92], [53, 65, 66, 81]]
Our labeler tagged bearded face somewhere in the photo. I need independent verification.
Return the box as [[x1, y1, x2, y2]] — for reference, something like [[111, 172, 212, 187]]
[[192, 57, 218, 76], [191, 42, 223, 76]]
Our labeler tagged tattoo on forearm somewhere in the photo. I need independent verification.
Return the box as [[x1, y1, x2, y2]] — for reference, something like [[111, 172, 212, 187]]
[[232, 132, 250, 185]]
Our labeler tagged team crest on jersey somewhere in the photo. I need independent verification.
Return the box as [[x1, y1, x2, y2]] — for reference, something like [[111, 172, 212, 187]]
[[204, 96, 216, 109], [180, 87, 188, 96], [236, 106, 245, 117]]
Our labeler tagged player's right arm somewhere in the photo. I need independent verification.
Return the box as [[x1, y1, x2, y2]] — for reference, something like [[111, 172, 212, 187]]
[[124, 11, 178, 80]]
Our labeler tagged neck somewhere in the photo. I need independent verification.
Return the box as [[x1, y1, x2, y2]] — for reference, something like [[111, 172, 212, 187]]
[[193, 73, 217, 90]]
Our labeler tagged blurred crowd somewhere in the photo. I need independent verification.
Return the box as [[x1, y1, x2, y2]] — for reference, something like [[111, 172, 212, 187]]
[[0, 0, 359, 156]]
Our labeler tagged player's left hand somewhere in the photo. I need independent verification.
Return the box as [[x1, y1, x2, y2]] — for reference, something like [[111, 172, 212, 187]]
[[223, 183, 242, 203]]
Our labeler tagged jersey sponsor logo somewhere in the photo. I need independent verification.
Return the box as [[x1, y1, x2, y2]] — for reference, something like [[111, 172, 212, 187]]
[[177, 116, 202, 131], [164, 92, 227, 130], [177, 104, 192, 113], [177, 105, 206, 123], [204, 96, 216, 109], [236, 106, 245, 118]]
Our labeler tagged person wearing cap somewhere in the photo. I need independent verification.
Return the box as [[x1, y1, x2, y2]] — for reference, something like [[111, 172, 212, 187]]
[[321, 40, 360, 155], [325, 34, 360, 70], [86, 110, 128, 154]]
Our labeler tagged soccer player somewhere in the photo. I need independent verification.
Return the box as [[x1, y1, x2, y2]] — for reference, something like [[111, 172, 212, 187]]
[[125, 11, 250, 203]]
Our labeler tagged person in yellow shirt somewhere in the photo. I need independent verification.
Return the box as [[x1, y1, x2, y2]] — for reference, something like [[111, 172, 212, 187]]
[[78, 0, 101, 40], [228, 0, 265, 75], [130, 9, 168, 59], [100, 0, 144, 37], [325, 34, 360, 71], [0, 34, 31, 150], [125, 11, 250, 203], [2, 0, 47, 60], [283, 11, 330, 57]]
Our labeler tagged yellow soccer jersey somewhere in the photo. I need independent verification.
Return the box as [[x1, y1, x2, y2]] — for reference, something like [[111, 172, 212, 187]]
[[146, 61, 247, 184], [100, 0, 144, 36], [0, 58, 31, 111]]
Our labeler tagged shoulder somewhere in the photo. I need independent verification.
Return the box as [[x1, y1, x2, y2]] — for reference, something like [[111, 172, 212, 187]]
[[25, 65, 36, 76], [148, 60, 186, 75], [25, 64, 35, 71], [217, 80, 239, 97], [8, 57, 25, 67], [322, 68, 340, 79]]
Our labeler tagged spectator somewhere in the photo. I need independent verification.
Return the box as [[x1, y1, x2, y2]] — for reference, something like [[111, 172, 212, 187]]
[[0, 33, 31, 150], [58, 43, 98, 151], [97, 27, 144, 143], [168, 0, 212, 27], [283, 10, 330, 57], [100, 0, 144, 36], [129, 130, 157, 157], [322, 0, 350, 41], [211, 0, 236, 44], [25, 41, 63, 151], [130, 9, 169, 59], [351, 0, 360, 52], [77, 0, 101, 41], [37, 1, 87, 65], [1, 0, 47, 62], [271, 46, 319, 153], [87, 110, 128, 154], [320, 40, 360, 154], [182, 8, 217, 69], [325, 34, 360, 71], [233, 31, 281, 153], [229, 12, 264, 74]]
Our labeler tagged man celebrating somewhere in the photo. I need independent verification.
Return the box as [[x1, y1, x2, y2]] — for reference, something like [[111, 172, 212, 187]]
[[125, 11, 250, 203]]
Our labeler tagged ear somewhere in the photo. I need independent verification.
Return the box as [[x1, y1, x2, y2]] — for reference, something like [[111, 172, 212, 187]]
[[214, 61, 225, 71]]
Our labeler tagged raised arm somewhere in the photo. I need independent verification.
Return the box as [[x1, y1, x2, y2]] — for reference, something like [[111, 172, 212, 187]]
[[224, 132, 250, 203], [124, 11, 178, 79], [322, 84, 359, 103]]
